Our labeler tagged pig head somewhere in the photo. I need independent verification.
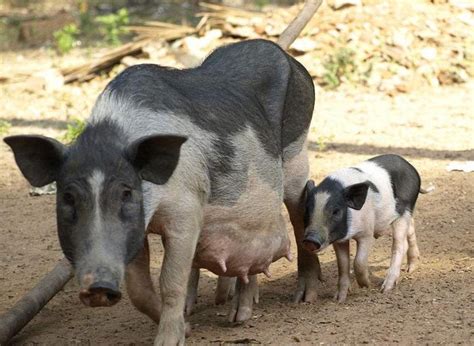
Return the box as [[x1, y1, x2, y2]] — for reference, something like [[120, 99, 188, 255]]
[[4, 130, 186, 307]]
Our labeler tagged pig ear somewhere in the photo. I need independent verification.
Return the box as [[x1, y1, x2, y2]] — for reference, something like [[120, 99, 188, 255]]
[[343, 182, 370, 210], [4, 135, 66, 187], [305, 179, 315, 196], [126, 134, 187, 185]]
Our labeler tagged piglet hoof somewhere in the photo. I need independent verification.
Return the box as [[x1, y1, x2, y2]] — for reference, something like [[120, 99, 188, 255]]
[[407, 262, 418, 274], [381, 277, 398, 293]]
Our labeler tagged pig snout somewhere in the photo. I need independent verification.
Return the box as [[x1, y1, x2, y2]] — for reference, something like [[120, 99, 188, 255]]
[[79, 269, 122, 307], [303, 231, 325, 252]]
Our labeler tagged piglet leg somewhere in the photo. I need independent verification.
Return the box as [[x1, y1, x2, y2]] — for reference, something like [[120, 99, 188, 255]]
[[382, 214, 410, 293], [333, 240, 351, 303], [354, 235, 372, 288], [215, 276, 236, 305], [406, 217, 420, 273], [228, 275, 258, 323]]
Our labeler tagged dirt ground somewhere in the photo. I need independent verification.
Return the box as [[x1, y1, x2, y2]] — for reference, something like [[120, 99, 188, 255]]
[[0, 61, 473, 344]]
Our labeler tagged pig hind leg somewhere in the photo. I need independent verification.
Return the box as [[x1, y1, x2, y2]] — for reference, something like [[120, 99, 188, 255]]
[[228, 275, 259, 323], [215, 276, 236, 305], [125, 237, 161, 324], [283, 146, 322, 303], [382, 212, 411, 293], [406, 217, 420, 273]]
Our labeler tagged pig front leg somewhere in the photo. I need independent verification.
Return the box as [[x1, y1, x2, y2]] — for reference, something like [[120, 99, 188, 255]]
[[215, 276, 236, 305], [354, 235, 373, 288], [382, 213, 410, 293], [154, 206, 203, 346], [283, 150, 322, 303], [228, 275, 259, 323], [333, 240, 351, 303], [126, 237, 161, 324]]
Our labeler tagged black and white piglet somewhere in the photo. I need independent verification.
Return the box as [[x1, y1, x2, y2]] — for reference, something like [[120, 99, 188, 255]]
[[303, 154, 432, 302]]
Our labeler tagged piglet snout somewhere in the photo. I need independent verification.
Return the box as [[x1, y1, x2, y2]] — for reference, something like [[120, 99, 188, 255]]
[[303, 232, 324, 252]]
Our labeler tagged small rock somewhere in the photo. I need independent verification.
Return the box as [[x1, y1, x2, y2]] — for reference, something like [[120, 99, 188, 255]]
[[420, 47, 437, 61], [449, 0, 474, 11], [291, 37, 318, 53]]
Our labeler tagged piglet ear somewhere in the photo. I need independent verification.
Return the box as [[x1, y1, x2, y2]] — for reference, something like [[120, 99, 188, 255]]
[[305, 179, 315, 197], [126, 135, 187, 185], [4, 135, 66, 187], [343, 182, 370, 210]]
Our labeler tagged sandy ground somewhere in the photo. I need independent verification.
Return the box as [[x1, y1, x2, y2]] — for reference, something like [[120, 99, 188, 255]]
[[0, 70, 473, 344]]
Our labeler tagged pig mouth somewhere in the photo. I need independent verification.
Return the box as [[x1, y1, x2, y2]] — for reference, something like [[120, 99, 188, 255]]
[[303, 239, 322, 253], [79, 281, 122, 307]]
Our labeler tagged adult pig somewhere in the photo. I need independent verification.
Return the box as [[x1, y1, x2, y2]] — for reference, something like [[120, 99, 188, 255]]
[[5, 39, 320, 344]]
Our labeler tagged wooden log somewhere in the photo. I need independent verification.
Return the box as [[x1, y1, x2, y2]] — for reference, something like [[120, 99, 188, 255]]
[[0, 258, 74, 344]]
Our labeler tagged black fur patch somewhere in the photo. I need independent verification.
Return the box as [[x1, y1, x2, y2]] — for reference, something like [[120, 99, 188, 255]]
[[317, 178, 350, 243], [368, 154, 421, 214], [102, 40, 315, 202]]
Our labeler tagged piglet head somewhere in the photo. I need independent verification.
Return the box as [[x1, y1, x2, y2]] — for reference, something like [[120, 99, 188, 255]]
[[302, 178, 370, 253], [4, 130, 187, 307]]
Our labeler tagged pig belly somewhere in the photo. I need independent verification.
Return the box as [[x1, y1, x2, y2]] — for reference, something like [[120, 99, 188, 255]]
[[193, 209, 290, 278]]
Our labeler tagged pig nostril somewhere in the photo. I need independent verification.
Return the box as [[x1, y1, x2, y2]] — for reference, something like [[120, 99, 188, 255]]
[[80, 281, 122, 307], [105, 291, 121, 302]]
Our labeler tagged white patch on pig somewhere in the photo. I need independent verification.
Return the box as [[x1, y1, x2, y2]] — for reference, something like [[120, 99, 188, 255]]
[[328, 161, 399, 240], [88, 170, 105, 236]]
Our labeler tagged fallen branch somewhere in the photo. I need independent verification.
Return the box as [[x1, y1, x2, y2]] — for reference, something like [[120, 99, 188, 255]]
[[277, 0, 323, 50], [0, 258, 74, 344], [61, 37, 151, 83]]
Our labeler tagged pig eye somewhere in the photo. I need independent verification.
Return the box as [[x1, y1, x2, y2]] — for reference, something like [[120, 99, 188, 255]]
[[63, 192, 75, 206], [121, 189, 132, 202]]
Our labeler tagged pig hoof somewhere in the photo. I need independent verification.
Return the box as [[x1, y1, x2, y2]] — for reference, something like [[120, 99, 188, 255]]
[[407, 263, 417, 274], [228, 306, 252, 323], [334, 291, 348, 303], [184, 295, 196, 316], [154, 319, 186, 346], [293, 276, 319, 303]]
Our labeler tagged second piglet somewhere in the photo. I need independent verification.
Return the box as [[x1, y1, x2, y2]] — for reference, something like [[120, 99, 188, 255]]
[[303, 154, 431, 302]]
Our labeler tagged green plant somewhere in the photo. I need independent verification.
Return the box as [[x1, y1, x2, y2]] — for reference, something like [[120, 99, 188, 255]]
[[95, 8, 129, 45], [313, 134, 334, 151], [0, 120, 11, 136], [54, 23, 80, 54], [62, 118, 86, 143], [322, 48, 356, 89]]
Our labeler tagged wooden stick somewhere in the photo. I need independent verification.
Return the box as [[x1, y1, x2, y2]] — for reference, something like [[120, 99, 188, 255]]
[[0, 258, 74, 344], [277, 0, 323, 50]]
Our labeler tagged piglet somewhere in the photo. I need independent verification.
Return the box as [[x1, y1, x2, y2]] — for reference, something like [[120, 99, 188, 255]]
[[303, 154, 432, 302]]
